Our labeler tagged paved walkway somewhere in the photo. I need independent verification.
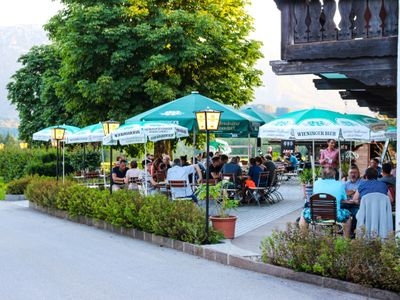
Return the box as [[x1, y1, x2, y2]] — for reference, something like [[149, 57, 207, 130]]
[[0, 201, 366, 300]]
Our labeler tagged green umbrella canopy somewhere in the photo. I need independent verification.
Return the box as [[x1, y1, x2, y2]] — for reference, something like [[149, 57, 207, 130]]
[[66, 123, 105, 144], [127, 92, 261, 133], [240, 106, 275, 124], [345, 114, 387, 132]]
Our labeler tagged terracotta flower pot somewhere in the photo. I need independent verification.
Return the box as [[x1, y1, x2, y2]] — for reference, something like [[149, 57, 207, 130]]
[[210, 215, 237, 239]]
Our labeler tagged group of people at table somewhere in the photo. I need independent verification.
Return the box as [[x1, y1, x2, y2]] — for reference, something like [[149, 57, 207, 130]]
[[110, 151, 279, 202], [299, 139, 396, 238]]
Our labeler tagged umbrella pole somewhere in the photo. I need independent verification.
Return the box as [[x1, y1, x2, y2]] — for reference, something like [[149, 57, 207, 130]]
[[62, 141, 65, 184], [101, 145, 106, 186], [312, 139, 316, 183], [248, 133, 251, 161], [144, 142, 148, 196], [193, 128, 196, 181], [338, 139, 342, 180]]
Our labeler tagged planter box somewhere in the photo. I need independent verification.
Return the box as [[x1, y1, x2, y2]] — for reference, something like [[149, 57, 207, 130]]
[[5, 194, 26, 201]]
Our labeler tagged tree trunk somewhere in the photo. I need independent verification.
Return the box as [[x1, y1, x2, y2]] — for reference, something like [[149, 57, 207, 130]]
[[154, 140, 172, 158]]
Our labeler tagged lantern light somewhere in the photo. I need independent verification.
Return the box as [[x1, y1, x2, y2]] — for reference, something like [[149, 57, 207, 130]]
[[0, 143, 4, 150], [102, 120, 120, 136], [51, 127, 66, 141], [51, 140, 58, 147], [195, 109, 222, 131], [19, 142, 28, 149]]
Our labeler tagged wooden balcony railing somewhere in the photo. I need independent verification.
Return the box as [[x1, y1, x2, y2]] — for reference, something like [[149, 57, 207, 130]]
[[276, 0, 398, 61]]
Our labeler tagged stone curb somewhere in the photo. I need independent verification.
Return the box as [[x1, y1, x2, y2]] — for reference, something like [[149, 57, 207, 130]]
[[28, 202, 400, 300], [5, 194, 26, 201]]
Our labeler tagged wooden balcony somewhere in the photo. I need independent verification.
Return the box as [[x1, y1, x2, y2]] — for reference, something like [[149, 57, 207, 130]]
[[271, 0, 398, 116]]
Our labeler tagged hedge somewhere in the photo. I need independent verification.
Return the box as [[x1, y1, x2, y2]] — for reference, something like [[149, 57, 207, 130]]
[[25, 178, 223, 245], [261, 223, 400, 292]]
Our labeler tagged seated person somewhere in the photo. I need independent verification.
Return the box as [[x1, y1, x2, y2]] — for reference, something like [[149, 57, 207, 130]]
[[379, 163, 396, 187], [125, 161, 143, 190], [255, 156, 266, 172], [344, 166, 361, 200], [162, 154, 172, 170], [264, 154, 277, 185], [141, 160, 158, 194], [221, 156, 243, 187], [220, 154, 229, 169], [112, 160, 129, 191], [248, 157, 263, 186], [353, 167, 392, 204], [299, 167, 351, 238], [167, 158, 203, 201], [285, 152, 298, 172], [207, 156, 222, 180], [368, 157, 382, 178]]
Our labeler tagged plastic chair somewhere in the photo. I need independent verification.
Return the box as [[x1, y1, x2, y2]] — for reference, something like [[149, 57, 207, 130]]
[[309, 193, 339, 235], [168, 180, 193, 201]]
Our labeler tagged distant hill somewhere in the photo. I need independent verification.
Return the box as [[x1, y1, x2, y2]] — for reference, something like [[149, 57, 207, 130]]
[[0, 25, 49, 119]]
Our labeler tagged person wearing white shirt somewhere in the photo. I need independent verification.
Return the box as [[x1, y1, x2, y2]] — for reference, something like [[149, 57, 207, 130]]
[[125, 161, 143, 190], [167, 158, 203, 201]]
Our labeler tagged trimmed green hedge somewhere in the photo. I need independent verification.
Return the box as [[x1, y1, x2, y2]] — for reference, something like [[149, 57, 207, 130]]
[[6, 176, 33, 195], [261, 224, 400, 292], [25, 178, 223, 245]]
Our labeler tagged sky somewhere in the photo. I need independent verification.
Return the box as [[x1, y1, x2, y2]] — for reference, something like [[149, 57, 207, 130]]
[[0, 0, 373, 116]]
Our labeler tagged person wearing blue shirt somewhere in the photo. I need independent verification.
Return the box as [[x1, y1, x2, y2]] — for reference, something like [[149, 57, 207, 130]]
[[353, 167, 391, 203], [285, 153, 298, 172], [299, 167, 351, 238], [248, 158, 263, 186]]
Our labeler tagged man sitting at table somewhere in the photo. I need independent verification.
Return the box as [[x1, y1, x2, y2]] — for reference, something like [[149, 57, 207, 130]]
[[207, 156, 222, 180], [285, 152, 298, 172], [221, 156, 242, 187], [264, 154, 277, 185], [353, 167, 392, 204], [345, 166, 361, 200], [112, 160, 129, 191], [167, 158, 203, 201], [299, 167, 352, 238], [379, 163, 396, 187]]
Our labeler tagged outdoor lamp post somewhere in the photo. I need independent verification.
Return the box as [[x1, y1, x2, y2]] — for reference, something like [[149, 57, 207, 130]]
[[19, 142, 28, 150], [102, 120, 120, 194], [195, 109, 222, 243], [51, 127, 66, 182]]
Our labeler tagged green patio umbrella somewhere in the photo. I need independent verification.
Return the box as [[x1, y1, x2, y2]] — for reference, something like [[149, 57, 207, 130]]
[[127, 92, 261, 134]]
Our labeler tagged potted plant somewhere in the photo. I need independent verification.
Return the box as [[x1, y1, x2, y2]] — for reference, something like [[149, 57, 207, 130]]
[[196, 180, 239, 239], [298, 168, 314, 201]]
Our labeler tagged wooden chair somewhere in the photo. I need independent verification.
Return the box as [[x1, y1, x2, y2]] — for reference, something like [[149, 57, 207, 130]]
[[309, 193, 339, 234], [221, 173, 242, 199], [168, 180, 193, 201], [246, 172, 269, 206]]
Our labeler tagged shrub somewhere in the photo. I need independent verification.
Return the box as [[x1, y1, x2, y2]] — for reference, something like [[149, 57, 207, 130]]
[[261, 224, 400, 292], [25, 180, 223, 245], [0, 178, 5, 200], [6, 176, 34, 194]]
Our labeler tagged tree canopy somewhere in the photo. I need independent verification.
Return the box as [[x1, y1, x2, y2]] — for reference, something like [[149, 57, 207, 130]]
[[7, 45, 74, 142], [9, 0, 263, 140]]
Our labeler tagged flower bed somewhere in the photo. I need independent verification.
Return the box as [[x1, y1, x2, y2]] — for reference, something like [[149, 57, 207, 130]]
[[261, 224, 400, 293], [25, 178, 223, 245]]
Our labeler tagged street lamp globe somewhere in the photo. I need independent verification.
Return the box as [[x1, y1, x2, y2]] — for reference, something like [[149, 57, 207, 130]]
[[102, 120, 120, 136], [195, 109, 222, 131], [51, 127, 66, 141], [0, 143, 4, 150]]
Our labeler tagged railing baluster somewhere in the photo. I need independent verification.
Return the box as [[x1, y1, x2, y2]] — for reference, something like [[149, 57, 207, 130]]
[[322, 0, 338, 41], [368, 0, 384, 37], [338, 0, 353, 40], [294, 0, 310, 43], [309, 0, 323, 42], [353, 0, 368, 38], [383, 0, 398, 36]]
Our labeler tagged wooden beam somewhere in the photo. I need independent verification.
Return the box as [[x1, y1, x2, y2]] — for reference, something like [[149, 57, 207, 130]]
[[284, 36, 398, 61], [270, 57, 397, 86], [313, 79, 367, 90]]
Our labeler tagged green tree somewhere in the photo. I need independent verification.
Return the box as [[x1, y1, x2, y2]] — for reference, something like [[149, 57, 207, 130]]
[[7, 45, 74, 142], [45, 0, 263, 126]]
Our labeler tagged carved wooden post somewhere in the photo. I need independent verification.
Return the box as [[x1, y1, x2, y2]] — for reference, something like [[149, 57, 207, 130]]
[[353, 0, 368, 38], [294, 0, 310, 43], [368, 0, 384, 37], [308, 0, 322, 42], [322, 0, 338, 41], [338, 0, 353, 40], [383, 0, 398, 36]]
